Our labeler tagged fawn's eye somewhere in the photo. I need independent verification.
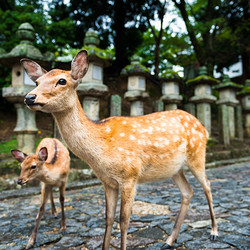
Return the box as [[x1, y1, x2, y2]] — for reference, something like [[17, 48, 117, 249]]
[[31, 165, 36, 169], [35, 81, 38, 86], [57, 78, 66, 86]]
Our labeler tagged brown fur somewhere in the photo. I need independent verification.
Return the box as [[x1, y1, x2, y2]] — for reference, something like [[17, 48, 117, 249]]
[[21, 50, 218, 249]]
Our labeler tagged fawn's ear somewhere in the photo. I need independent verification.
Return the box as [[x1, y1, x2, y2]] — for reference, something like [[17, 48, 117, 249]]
[[70, 50, 89, 83], [38, 147, 48, 162], [20, 59, 47, 82], [11, 150, 27, 163]]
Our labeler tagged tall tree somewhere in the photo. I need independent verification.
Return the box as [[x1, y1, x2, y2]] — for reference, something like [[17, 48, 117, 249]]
[[172, 0, 250, 81], [145, 0, 167, 77]]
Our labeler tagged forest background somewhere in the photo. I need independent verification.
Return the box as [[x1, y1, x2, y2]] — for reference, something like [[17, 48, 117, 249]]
[[0, 0, 249, 112]]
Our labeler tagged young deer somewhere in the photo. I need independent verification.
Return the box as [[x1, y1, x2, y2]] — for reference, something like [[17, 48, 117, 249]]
[[11, 138, 70, 249], [21, 50, 218, 249]]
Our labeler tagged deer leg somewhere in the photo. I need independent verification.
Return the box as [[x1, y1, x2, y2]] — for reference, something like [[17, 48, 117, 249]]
[[191, 170, 218, 240], [102, 185, 119, 250], [50, 187, 58, 217], [162, 169, 193, 249], [26, 185, 50, 249], [59, 183, 66, 233], [120, 181, 136, 250]]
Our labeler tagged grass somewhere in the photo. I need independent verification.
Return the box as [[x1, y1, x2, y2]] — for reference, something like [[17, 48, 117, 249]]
[[0, 138, 17, 154]]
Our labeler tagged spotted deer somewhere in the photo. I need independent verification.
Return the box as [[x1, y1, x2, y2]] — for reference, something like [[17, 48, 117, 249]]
[[11, 138, 70, 249], [21, 50, 218, 249]]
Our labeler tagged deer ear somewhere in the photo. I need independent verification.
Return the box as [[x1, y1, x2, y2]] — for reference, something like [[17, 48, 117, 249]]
[[70, 50, 89, 82], [20, 59, 47, 82], [38, 147, 48, 162], [11, 150, 27, 163]]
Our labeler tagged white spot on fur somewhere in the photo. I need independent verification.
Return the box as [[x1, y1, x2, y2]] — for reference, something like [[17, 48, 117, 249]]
[[184, 122, 188, 127], [154, 142, 159, 147], [191, 128, 196, 134], [173, 135, 179, 142], [161, 122, 167, 127], [120, 133, 125, 137], [105, 126, 111, 133], [130, 135, 136, 140], [122, 121, 127, 125], [199, 132, 204, 139], [118, 147, 124, 151]]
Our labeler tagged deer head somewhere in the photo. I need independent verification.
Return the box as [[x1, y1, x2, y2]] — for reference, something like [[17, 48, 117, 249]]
[[11, 148, 48, 185], [21, 50, 89, 113]]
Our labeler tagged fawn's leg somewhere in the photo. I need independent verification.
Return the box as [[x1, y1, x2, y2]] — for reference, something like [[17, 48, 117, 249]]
[[59, 183, 66, 232], [120, 180, 136, 250], [50, 187, 58, 217], [102, 185, 119, 250], [26, 184, 50, 249], [162, 169, 193, 249]]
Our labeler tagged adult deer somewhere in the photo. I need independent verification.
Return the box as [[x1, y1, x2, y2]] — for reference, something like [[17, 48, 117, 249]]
[[11, 138, 70, 249], [21, 50, 218, 249]]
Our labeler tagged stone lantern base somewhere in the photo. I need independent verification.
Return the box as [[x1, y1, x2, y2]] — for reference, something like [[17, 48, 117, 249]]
[[15, 131, 37, 154]]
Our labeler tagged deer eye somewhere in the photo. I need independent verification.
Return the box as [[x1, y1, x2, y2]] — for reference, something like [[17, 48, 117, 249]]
[[31, 165, 36, 169], [35, 81, 38, 86], [57, 78, 66, 86]]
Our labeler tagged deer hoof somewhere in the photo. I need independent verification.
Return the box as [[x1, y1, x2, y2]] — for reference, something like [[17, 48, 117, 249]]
[[25, 243, 34, 249], [161, 243, 173, 249], [210, 234, 218, 241]]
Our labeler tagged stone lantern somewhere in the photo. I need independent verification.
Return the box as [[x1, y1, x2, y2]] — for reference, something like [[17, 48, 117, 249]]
[[1, 23, 54, 154], [188, 66, 218, 135], [160, 63, 183, 110], [213, 74, 243, 144], [237, 79, 250, 137], [122, 55, 149, 116], [77, 30, 112, 121]]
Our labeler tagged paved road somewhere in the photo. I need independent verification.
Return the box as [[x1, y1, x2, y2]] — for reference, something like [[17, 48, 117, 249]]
[[0, 162, 249, 249]]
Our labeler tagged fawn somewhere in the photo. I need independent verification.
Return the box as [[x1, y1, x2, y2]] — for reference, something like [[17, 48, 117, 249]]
[[21, 50, 218, 249], [11, 138, 70, 249]]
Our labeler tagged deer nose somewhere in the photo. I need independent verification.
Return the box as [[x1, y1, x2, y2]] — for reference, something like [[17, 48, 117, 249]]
[[17, 179, 22, 185], [24, 94, 37, 105]]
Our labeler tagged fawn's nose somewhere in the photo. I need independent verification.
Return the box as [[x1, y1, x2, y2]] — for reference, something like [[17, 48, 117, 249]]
[[17, 179, 22, 185], [24, 94, 37, 105]]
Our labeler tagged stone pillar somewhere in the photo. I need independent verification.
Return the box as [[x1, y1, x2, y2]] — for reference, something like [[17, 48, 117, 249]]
[[188, 66, 217, 135], [77, 30, 111, 121], [214, 74, 243, 144], [184, 103, 196, 116], [246, 114, 250, 136], [1, 23, 54, 153], [219, 104, 230, 145], [83, 96, 100, 121], [160, 64, 183, 111], [110, 94, 122, 116], [122, 55, 149, 116], [236, 105, 243, 141], [14, 103, 38, 154], [228, 105, 235, 139], [237, 79, 250, 137]]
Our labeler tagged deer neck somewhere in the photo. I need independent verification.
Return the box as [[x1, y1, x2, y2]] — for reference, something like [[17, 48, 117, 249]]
[[52, 97, 105, 166]]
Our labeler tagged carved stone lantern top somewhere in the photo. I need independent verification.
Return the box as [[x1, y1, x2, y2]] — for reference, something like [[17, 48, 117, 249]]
[[160, 62, 181, 83], [214, 74, 243, 106], [237, 79, 250, 111], [121, 55, 149, 77], [187, 66, 218, 86], [82, 29, 112, 67], [0, 22, 54, 68]]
